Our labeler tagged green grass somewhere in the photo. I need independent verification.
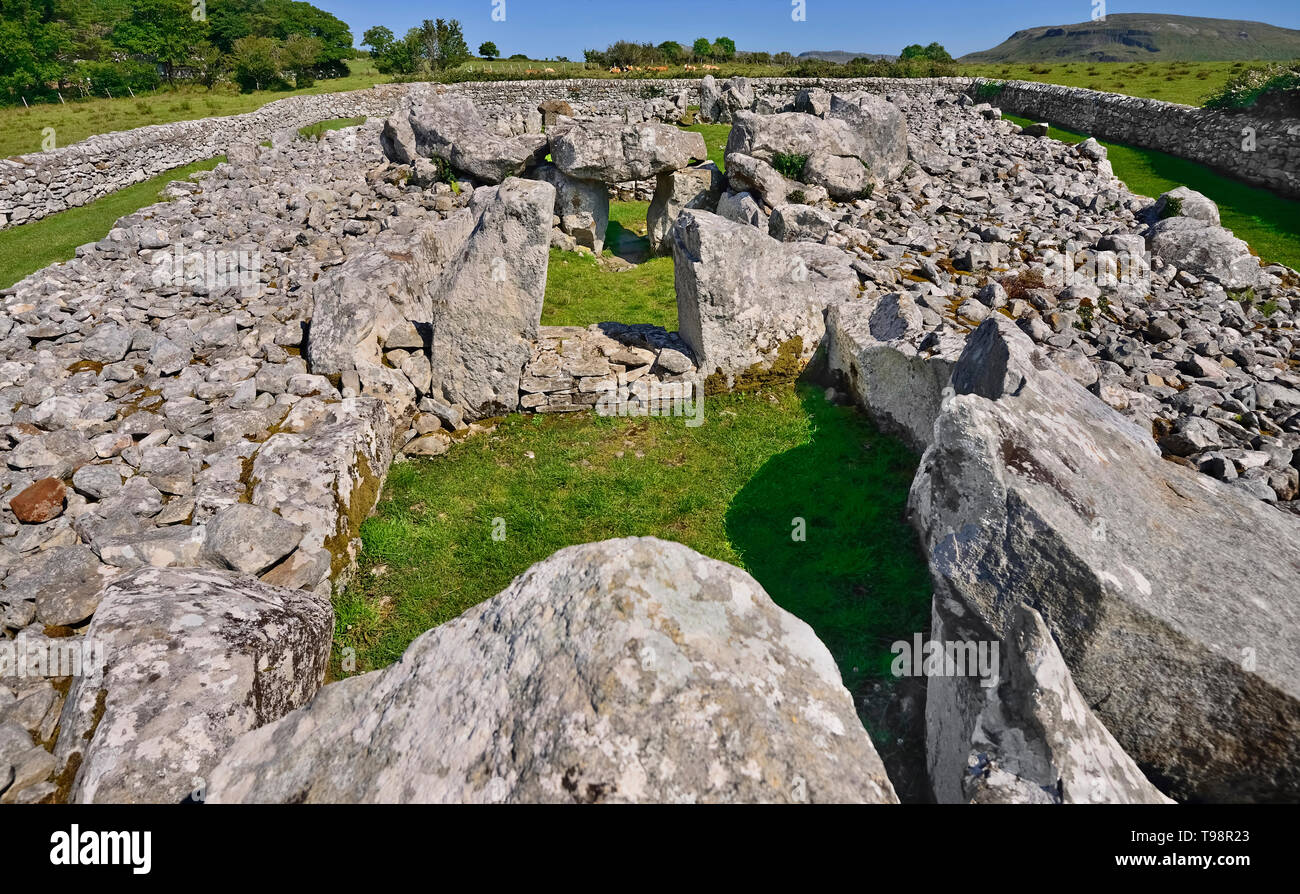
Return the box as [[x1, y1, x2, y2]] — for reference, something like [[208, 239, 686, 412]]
[[297, 116, 367, 139], [542, 201, 679, 328], [542, 249, 677, 329], [0, 59, 385, 157], [1005, 114, 1300, 271], [335, 384, 931, 705], [962, 60, 1254, 106], [0, 156, 224, 289], [679, 122, 731, 171]]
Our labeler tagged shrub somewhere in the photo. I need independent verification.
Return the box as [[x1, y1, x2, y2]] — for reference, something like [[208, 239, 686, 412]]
[[974, 80, 1005, 102], [1204, 60, 1300, 111], [999, 269, 1047, 302], [1158, 196, 1183, 219], [772, 152, 808, 180], [786, 189, 807, 205]]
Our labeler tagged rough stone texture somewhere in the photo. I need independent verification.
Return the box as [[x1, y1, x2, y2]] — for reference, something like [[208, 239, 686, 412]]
[[54, 566, 333, 804], [928, 600, 1172, 804], [2, 545, 113, 628], [202, 503, 306, 576], [726, 110, 872, 167], [426, 177, 554, 419], [407, 94, 548, 183], [1147, 208, 1261, 290], [250, 397, 395, 590], [518, 324, 700, 416], [3, 76, 1297, 233], [647, 162, 723, 255], [672, 210, 860, 388], [825, 293, 965, 453], [9, 477, 66, 524], [908, 316, 1300, 802], [207, 538, 897, 804], [528, 163, 609, 254], [826, 92, 911, 181], [549, 121, 707, 183], [724, 152, 828, 209], [716, 189, 768, 229]]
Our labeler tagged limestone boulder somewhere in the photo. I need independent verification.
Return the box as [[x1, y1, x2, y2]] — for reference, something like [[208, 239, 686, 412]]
[[528, 163, 609, 254], [427, 177, 554, 418], [207, 538, 897, 804], [549, 121, 706, 183], [726, 111, 869, 168], [927, 600, 1172, 804], [1147, 216, 1261, 290], [827, 93, 910, 180], [647, 162, 723, 255], [54, 566, 332, 803], [725, 152, 827, 208], [407, 94, 547, 184], [825, 293, 964, 453], [908, 316, 1300, 802], [671, 210, 860, 389]]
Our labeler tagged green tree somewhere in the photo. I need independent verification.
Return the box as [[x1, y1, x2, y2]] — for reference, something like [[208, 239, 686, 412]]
[[692, 37, 712, 60], [922, 42, 953, 62], [361, 25, 394, 58], [658, 40, 682, 63], [0, 0, 75, 102], [111, 0, 207, 85], [478, 40, 498, 59], [899, 43, 925, 60], [281, 32, 321, 87], [230, 34, 281, 91], [416, 18, 469, 72], [191, 41, 226, 88], [713, 36, 736, 60]]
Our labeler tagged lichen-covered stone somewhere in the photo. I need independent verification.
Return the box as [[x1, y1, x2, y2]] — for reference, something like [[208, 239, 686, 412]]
[[207, 538, 897, 804]]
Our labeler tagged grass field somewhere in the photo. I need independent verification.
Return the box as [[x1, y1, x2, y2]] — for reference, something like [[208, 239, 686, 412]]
[[962, 60, 1254, 105], [542, 201, 678, 330], [334, 384, 931, 703], [0, 59, 385, 157], [0, 156, 224, 289], [1004, 114, 1300, 270], [297, 116, 367, 139], [339, 194, 931, 763]]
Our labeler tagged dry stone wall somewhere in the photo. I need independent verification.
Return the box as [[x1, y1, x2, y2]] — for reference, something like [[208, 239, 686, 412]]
[[5, 75, 1297, 232]]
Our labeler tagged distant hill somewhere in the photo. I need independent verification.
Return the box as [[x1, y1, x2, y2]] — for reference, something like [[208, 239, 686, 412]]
[[797, 50, 895, 64], [961, 13, 1300, 63]]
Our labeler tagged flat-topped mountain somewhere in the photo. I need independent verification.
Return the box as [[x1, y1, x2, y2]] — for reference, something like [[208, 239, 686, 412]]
[[962, 13, 1300, 62]]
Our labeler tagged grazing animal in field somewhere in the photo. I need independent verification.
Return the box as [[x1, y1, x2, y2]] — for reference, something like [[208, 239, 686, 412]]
[[683, 64, 696, 71], [544, 68, 556, 73]]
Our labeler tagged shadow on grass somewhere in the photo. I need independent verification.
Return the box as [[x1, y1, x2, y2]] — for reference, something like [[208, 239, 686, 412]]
[[724, 387, 933, 799], [605, 218, 651, 264]]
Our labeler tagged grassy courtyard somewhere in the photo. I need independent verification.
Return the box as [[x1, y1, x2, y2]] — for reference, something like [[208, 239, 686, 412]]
[[338, 196, 934, 758], [335, 384, 932, 703]]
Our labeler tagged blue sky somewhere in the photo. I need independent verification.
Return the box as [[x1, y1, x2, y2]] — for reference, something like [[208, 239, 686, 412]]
[[320, 0, 1300, 58]]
